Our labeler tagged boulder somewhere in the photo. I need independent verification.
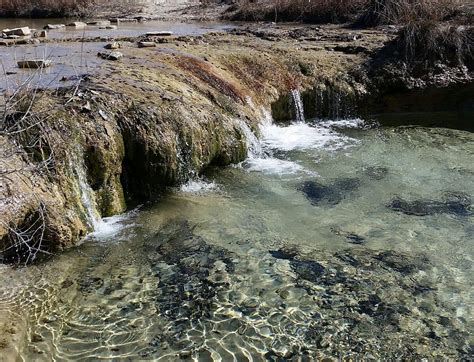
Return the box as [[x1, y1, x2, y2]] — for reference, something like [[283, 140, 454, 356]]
[[44, 24, 65, 30], [33, 30, 47, 39], [97, 51, 123, 61], [104, 42, 121, 50], [138, 41, 156, 48], [67, 22, 87, 29], [99, 25, 117, 30], [2, 27, 31, 36], [17, 60, 52, 69]]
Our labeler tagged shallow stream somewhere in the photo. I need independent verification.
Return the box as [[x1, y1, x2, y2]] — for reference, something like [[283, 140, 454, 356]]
[[0, 111, 473, 360]]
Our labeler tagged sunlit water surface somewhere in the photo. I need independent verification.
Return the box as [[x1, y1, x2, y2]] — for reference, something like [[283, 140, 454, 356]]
[[0, 117, 472, 360]]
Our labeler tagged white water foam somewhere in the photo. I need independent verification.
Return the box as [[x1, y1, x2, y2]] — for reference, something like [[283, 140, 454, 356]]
[[260, 121, 355, 152], [180, 179, 218, 193], [88, 210, 138, 240], [321, 118, 366, 129], [245, 157, 306, 175]]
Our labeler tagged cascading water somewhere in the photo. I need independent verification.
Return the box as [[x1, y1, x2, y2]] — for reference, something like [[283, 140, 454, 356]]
[[70, 149, 101, 231], [291, 89, 305, 122], [235, 118, 264, 159]]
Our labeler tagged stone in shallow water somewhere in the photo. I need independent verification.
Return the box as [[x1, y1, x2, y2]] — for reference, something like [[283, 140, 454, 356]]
[[297, 180, 342, 206], [44, 24, 65, 30], [331, 227, 366, 244], [290, 259, 325, 282], [17, 60, 52, 69], [146, 220, 235, 328], [2, 27, 31, 36], [363, 166, 389, 180], [388, 192, 471, 216], [298, 177, 361, 206]]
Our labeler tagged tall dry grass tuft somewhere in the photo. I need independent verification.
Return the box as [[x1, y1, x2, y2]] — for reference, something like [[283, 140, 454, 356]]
[[396, 20, 473, 66], [359, 0, 463, 26]]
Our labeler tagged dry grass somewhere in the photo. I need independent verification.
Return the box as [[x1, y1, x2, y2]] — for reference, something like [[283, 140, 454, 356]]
[[396, 20, 473, 66], [227, 0, 465, 25], [0, 0, 144, 17], [228, 0, 366, 23], [359, 0, 463, 26]]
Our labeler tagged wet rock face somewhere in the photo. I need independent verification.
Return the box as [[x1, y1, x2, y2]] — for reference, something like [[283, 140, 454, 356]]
[[388, 192, 472, 216], [298, 177, 360, 206]]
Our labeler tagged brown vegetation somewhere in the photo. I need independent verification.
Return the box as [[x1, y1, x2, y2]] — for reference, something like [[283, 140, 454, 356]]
[[227, 0, 466, 25], [0, 0, 144, 18], [228, 0, 366, 23]]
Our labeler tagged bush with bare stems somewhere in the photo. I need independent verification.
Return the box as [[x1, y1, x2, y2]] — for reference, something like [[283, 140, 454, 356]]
[[0, 77, 61, 264]]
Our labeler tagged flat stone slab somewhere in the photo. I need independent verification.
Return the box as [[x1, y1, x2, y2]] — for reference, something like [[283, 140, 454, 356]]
[[2, 27, 31, 36], [17, 60, 52, 69], [44, 24, 65, 30], [67, 22, 87, 29], [138, 41, 156, 48], [145, 31, 173, 36], [110, 18, 138, 23], [87, 20, 111, 26]]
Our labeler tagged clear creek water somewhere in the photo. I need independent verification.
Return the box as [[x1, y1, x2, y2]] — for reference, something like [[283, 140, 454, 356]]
[[0, 110, 472, 360]]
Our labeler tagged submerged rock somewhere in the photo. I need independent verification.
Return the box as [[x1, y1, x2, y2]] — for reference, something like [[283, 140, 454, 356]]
[[267, 246, 470, 358], [388, 192, 472, 216], [17, 60, 52, 69], [298, 177, 361, 206], [298, 181, 342, 206], [363, 165, 389, 180], [148, 220, 235, 324], [331, 227, 366, 244]]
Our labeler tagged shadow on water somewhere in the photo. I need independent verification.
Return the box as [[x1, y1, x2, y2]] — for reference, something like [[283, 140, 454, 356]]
[[370, 111, 474, 133]]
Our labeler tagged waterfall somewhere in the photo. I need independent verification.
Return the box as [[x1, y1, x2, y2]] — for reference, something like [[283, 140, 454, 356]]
[[70, 150, 101, 231], [236, 119, 264, 159], [291, 89, 305, 123]]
